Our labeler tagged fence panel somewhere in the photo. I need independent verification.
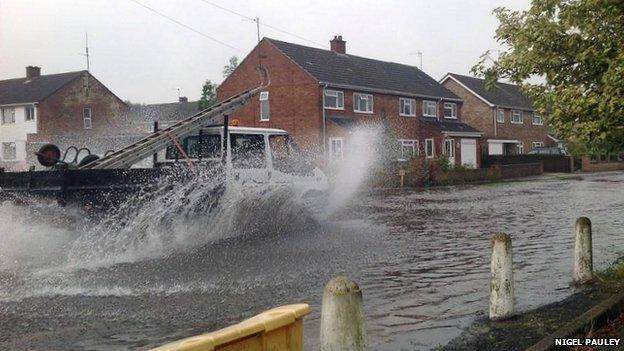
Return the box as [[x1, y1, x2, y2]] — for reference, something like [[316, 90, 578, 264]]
[[482, 155, 571, 173]]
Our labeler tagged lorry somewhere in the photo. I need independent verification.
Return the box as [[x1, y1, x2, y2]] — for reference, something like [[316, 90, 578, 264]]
[[0, 81, 328, 210]]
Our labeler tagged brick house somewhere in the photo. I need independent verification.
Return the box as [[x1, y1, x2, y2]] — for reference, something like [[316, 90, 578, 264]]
[[129, 96, 199, 133], [0, 66, 129, 171], [441, 73, 553, 156], [218, 36, 483, 168]]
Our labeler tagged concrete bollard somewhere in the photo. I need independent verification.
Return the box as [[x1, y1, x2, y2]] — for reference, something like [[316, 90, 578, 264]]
[[320, 276, 366, 351], [489, 232, 515, 320], [573, 217, 593, 284]]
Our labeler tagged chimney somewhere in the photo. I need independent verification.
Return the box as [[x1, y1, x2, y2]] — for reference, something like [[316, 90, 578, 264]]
[[179, 96, 188, 103], [330, 35, 346, 54], [26, 66, 41, 79]]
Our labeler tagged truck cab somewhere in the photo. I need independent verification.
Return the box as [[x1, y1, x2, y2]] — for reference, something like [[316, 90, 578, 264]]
[[156, 126, 327, 190]]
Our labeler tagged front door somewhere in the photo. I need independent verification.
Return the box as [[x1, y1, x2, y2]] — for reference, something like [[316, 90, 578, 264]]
[[461, 138, 477, 168]]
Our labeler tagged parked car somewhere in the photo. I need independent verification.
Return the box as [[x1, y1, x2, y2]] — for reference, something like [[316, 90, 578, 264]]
[[528, 147, 567, 156]]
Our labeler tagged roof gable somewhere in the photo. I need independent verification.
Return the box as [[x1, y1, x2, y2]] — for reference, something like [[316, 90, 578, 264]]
[[443, 73, 534, 110], [266, 38, 460, 100], [0, 71, 85, 105]]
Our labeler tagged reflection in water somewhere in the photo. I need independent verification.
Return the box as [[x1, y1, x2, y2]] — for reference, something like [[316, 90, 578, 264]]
[[0, 172, 623, 350]]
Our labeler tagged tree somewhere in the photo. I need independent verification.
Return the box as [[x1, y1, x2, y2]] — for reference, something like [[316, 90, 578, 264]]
[[198, 80, 217, 111], [472, 0, 624, 153], [222, 56, 239, 78]]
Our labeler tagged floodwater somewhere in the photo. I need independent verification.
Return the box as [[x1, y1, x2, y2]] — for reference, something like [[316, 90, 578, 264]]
[[1, 171, 624, 350]]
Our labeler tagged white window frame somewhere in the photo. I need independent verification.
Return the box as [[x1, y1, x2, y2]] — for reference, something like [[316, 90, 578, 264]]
[[25, 106, 35, 121], [329, 137, 344, 160], [511, 110, 523, 124], [83, 107, 92, 129], [324, 90, 344, 110], [532, 113, 543, 125], [425, 138, 434, 158], [443, 102, 457, 119], [422, 100, 437, 117], [2, 142, 17, 160], [259, 91, 270, 121], [398, 139, 418, 160], [532, 141, 544, 149], [497, 109, 505, 123], [399, 98, 416, 117], [1, 107, 16, 124], [516, 142, 524, 154], [353, 93, 373, 114], [444, 139, 455, 157]]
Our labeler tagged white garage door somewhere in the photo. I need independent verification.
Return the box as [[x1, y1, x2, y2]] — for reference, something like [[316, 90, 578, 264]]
[[461, 138, 477, 168]]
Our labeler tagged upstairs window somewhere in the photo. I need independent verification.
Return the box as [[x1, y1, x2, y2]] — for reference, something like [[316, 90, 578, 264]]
[[2, 142, 16, 160], [1, 107, 15, 124], [497, 109, 505, 123], [353, 93, 373, 113], [443, 102, 457, 119], [532, 113, 543, 125], [423, 100, 437, 117], [399, 98, 416, 117], [83, 107, 92, 129], [259, 92, 270, 121], [25, 106, 35, 121], [324, 90, 344, 110], [511, 110, 523, 124]]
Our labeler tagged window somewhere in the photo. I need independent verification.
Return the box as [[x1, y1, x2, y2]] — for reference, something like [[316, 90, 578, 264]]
[[231, 133, 266, 168], [532, 142, 544, 150], [329, 137, 344, 160], [398, 139, 417, 160], [511, 110, 523, 124], [516, 142, 524, 154], [532, 113, 543, 125], [259, 91, 270, 121], [444, 139, 455, 157], [497, 109, 505, 123], [425, 139, 434, 158], [187, 134, 221, 159], [83, 107, 92, 129], [353, 93, 373, 113], [443, 103, 457, 119], [1, 107, 15, 124], [423, 100, 437, 117], [25, 106, 35, 121], [2, 142, 16, 160], [399, 98, 416, 117], [324, 90, 344, 110]]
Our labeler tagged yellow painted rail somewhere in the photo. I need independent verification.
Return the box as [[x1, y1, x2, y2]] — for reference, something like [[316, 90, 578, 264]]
[[150, 304, 311, 351]]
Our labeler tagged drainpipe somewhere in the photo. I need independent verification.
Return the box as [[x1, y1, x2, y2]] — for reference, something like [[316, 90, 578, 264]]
[[493, 106, 497, 138]]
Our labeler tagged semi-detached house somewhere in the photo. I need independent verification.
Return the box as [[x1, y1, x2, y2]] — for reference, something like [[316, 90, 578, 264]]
[[0, 66, 129, 171], [441, 73, 554, 156], [218, 36, 483, 168]]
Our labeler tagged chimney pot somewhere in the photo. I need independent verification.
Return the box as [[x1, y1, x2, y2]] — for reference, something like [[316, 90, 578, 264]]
[[179, 96, 188, 103], [330, 35, 346, 54], [26, 66, 41, 79]]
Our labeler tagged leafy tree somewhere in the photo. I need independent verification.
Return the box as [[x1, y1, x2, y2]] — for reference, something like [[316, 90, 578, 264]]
[[473, 0, 624, 153], [222, 56, 239, 78], [198, 80, 217, 111]]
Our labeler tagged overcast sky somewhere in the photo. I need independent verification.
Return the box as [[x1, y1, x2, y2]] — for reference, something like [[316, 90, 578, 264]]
[[0, 0, 530, 104]]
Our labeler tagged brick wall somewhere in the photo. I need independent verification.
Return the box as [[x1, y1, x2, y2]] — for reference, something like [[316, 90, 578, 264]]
[[443, 79, 494, 136], [217, 39, 322, 154]]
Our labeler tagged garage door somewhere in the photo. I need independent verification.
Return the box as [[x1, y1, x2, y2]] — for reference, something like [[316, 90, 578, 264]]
[[461, 139, 477, 168]]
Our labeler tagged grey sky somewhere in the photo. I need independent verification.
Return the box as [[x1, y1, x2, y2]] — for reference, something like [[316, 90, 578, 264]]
[[0, 0, 529, 104]]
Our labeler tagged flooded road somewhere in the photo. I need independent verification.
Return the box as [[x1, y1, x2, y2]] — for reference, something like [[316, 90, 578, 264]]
[[1, 172, 623, 350]]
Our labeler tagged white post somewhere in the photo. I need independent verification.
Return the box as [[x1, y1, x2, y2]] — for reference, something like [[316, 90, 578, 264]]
[[320, 276, 366, 351], [489, 232, 515, 320], [573, 217, 593, 284]]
